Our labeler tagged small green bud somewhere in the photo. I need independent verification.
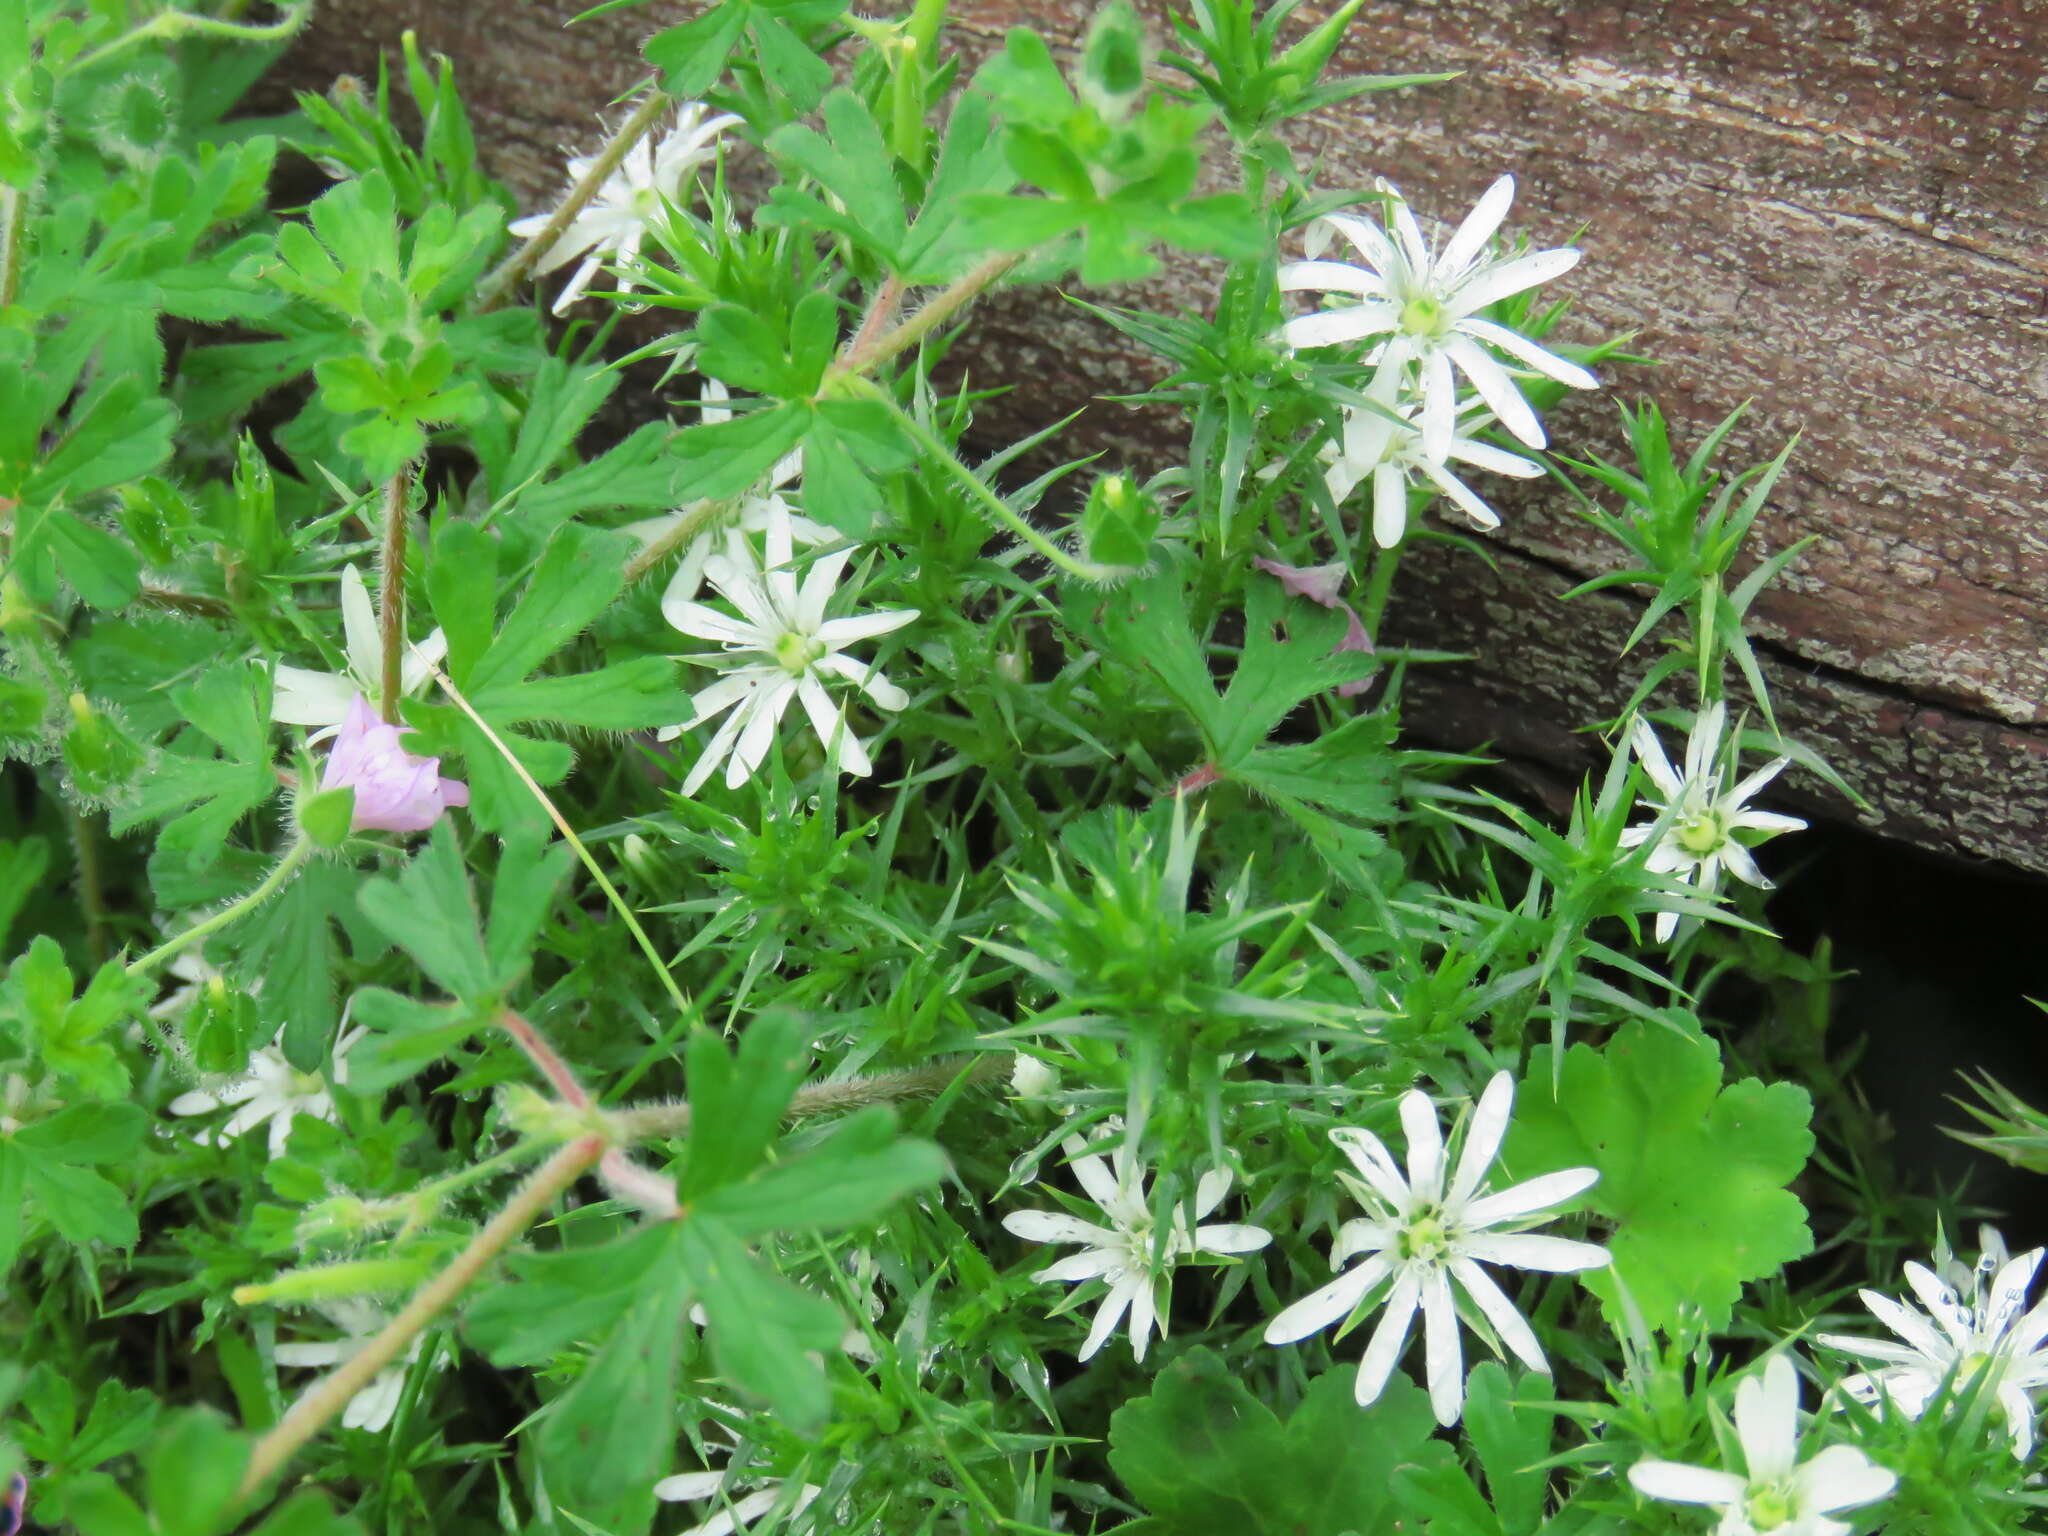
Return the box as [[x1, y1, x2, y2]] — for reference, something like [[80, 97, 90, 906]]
[[1079, 473, 1159, 569], [233, 1254, 437, 1306], [61, 694, 144, 801], [189, 976, 258, 1075], [297, 784, 356, 849], [1078, 1, 1149, 119]]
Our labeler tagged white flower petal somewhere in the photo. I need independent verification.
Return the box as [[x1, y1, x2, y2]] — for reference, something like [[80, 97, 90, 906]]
[[1398, 1087, 1447, 1204], [1446, 248, 1583, 317], [1450, 1257, 1550, 1376], [1458, 1231, 1609, 1274], [1193, 1222, 1272, 1255], [1447, 1072, 1514, 1209], [1438, 174, 1517, 279], [1353, 1267, 1421, 1407], [1735, 1355, 1802, 1482], [1628, 1458, 1745, 1507], [1263, 1257, 1387, 1345], [1004, 1210, 1118, 1247], [1792, 1443, 1897, 1513], [1461, 1166, 1599, 1229], [1421, 1268, 1465, 1425]]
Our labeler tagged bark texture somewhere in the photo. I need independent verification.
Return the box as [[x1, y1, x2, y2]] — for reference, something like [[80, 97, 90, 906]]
[[267, 0, 2048, 872]]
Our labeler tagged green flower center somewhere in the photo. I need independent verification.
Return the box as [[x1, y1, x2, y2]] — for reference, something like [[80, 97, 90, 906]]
[[773, 631, 825, 675], [289, 1068, 326, 1098], [1399, 1211, 1450, 1263], [1400, 295, 1447, 337], [1744, 1482, 1796, 1531], [1674, 806, 1726, 856]]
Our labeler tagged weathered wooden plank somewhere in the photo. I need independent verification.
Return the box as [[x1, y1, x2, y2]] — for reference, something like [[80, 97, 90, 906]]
[[264, 0, 2048, 871]]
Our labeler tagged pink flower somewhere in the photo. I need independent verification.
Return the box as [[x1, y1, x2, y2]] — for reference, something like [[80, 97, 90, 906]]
[[320, 695, 470, 834], [1254, 557, 1378, 696], [1253, 556, 1348, 607]]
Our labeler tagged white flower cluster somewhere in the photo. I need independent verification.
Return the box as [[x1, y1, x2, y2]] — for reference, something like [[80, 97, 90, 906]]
[[1005, 1072, 1607, 1426], [1278, 174, 1598, 546]]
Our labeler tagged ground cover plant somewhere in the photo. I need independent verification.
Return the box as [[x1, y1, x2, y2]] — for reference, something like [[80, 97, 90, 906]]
[[2, 1, 2044, 1532]]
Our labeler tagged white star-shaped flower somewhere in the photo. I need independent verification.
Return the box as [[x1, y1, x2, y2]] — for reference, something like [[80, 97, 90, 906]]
[[274, 1298, 428, 1432], [1622, 703, 1807, 943], [1279, 174, 1598, 461], [654, 1446, 823, 1536], [167, 1024, 366, 1159], [1818, 1226, 2048, 1458], [509, 102, 743, 315], [271, 564, 447, 735], [1630, 1354, 1897, 1535], [1263, 1071, 1607, 1425], [659, 501, 917, 795], [1004, 1128, 1271, 1363], [1321, 371, 1544, 547], [624, 381, 823, 606]]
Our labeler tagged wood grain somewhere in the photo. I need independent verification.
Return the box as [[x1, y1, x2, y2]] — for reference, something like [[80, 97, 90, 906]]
[[262, 0, 2048, 871]]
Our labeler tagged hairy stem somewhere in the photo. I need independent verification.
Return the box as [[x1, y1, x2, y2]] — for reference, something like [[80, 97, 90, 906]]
[[1357, 539, 1404, 637], [377, 467, 411, 724], [237, 1135, 606, 1499], [67, 803, 107, 964], [0, 186, 24, 311], [614, 1053, 1009, 1142], [69, 2, 310, 73], [861, 385, 1112, 585], [829, 251, 1021, 379], [127, 838, 312, 979], [844, 273, 907, 368], [474, 84, 666, 314], [620, 496, 732, 586]]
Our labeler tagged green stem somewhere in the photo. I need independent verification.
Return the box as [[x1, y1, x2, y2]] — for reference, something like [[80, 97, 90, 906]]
[[69, 2, 310, 73], [67, 802, 107, 964], [859, 385, 1111, 584], [236, 1134, 606, 1499], [828, 251, 1021, 380], [424, 662, 693, 1023], [0, 185, 25, 311], [127, 839, 312, 980], [474, 84, 666, 314], [377, 466, 411, 724], [614, 1053, 1007, 1142], [1356, 538, 1404, 636], [620, 496, 733, 586]]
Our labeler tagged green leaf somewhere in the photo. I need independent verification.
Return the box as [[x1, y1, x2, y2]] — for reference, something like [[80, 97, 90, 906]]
[[667, 400, 811, 500], [14, 1102, 147, 1165], [678, 1013, 810, 1199], [356, 819, 498, 1001], [244, 862, 351, 1072], [109, 665, 278, 864], [467, 523, 633, 693], [536, 1225, 691, 1536], [21, 1156, 136, 1252], [694, 1107, 947, 1238], [38, 509, 143, 609], [679, 1217, 840, 1432], [466, 1221, 678, 1367], [483, 831, 574, 985], [643, 2, 755, 98], [1504, 1019, 1815, 1333], [1108, 1349, 1447, 1533]]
